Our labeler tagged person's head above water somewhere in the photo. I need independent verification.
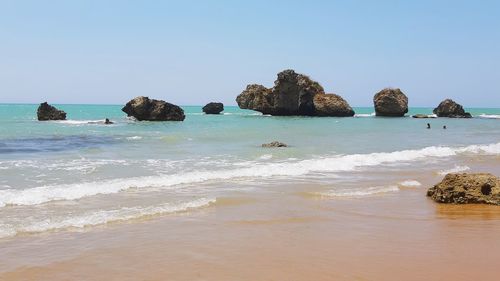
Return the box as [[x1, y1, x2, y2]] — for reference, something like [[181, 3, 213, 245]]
[[443, 125, 447, 129], [427, 123, 431, 129]]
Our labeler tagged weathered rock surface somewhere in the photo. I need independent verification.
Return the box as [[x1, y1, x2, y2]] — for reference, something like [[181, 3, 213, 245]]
[[236, 70, 354, 117], [262, 141, 288, 148], [202, 102, 224, 114], [373, 88, 408, 117], [37, 102, 67, 121], [313, 94, 355, 117], [122, 96, 185, 121], [427, 173, 500, 205], [433, 99, 472, 118]]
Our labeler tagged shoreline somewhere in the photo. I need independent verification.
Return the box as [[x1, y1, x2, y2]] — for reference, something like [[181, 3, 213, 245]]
[[1, 157, 499, 280]]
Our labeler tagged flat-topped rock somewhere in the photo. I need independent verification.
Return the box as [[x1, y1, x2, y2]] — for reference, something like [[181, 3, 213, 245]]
[[122, 96, 185, 121], [373, 88, 408, 117], [37, 102, 66, 121], [202, 102, 224, 114], [427, 173, 500, 205], [236, 70, 354, 117], [433, 99, 472, 118]]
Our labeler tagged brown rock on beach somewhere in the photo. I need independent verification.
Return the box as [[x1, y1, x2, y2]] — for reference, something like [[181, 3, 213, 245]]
[[427, 173, 500, 205]]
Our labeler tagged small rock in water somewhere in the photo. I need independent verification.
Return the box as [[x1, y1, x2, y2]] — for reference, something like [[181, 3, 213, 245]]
[[37, 102, 67, 121], [427, 173, 500, 205], [262, 141, 288, 148], [202, 102, 224, 114]]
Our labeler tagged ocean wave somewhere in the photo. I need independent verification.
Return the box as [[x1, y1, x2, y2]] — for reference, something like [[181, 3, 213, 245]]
[[126, 136, 143, 140], [477, 114, 500, 119], [52, 119, 111, 125], [354, 112, 375, 117], [0, 142, 498, 207], [438, 165, 470, 175], [317, 186, 399, 197], [399, 180, 422, 187], [0, 197, 215, 239]]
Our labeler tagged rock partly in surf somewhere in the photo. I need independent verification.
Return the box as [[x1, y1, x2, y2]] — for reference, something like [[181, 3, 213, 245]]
[[122, 96, 185, 121], [37, 102, 67, 121], [433, 99, 472, 118], [202, 102, 224, 114], [236, 69, 355, 117], [427, 173, 500, 205], [373, 88, 409, 117], [262, 141, 288, 148]]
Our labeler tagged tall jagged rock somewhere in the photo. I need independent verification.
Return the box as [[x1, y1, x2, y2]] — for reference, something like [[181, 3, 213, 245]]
[[236, 70, 354, 117]]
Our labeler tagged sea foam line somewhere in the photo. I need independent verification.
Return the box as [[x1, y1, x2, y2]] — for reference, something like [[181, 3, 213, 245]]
[[0, 142, 499, 208], [318, 185, 400, 197], [0, 197, 215, 239]]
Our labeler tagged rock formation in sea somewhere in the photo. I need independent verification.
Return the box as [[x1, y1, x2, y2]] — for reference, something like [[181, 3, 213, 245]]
[[202, 102, 224, 114], [262, 141, 288, 148], [37, 102, 67, 121], [236, 69, 355, 117], [433, 99, 472, 118], [122, 96, 185, 121], [373, 88, 408, 117], [427, 173, 500, 205]]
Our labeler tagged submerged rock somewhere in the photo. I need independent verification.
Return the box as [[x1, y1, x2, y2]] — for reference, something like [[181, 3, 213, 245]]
[[373, 88, 408, 117], [202, 102, 224, 114], [37, 102, 67, 121], [262, 141, 288, 148], [122, 96, 185, 121], [427, 173, 500, 205], [433, 99, 472, 118], [236, 69, 354, 117]]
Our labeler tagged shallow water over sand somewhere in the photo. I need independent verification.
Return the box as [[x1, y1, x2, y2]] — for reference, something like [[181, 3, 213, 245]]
[[0, 104, 499, 279]]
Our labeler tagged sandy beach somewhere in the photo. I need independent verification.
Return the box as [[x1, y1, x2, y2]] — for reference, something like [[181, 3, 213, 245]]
[[1, 157, 499, 281]]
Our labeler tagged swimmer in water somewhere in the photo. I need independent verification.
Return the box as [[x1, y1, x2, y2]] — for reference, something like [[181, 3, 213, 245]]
[[427, 123, 431, 129], [104, 118, 114, 124]]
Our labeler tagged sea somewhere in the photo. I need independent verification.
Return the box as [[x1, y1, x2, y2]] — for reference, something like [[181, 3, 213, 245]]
[[0, 104, 499, 239]]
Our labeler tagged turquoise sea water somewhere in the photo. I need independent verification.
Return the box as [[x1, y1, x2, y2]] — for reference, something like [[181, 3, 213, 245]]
[[0, 104, 499, 238]]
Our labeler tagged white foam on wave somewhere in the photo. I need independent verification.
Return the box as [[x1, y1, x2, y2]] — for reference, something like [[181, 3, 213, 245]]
[[259, 154, 273, 160], [0, 197, 215, 239], [438, 165, 470, 175], [477, 114, 500, 119], [399, 180, 422, 187], [354, 112, 376, 117], [126, 136, 143, 140], [319, 185, 399, 197], [1, 142, 499, 208], [52, 120, 107, 125]]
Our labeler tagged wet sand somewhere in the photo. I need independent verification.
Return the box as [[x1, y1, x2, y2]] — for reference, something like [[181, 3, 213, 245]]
[[1, 178, 500, 281]]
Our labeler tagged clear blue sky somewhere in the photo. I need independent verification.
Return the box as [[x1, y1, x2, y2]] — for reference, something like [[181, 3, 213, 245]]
[[0, 0, 499, 106]]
